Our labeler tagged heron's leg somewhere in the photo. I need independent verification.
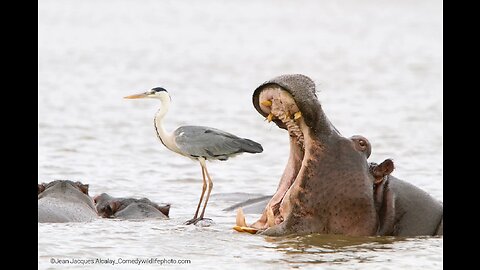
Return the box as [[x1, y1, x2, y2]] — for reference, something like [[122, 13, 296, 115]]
[[184, 161, 207, 225], [198, 159, 213, 220], [193, 165, 207, 219]]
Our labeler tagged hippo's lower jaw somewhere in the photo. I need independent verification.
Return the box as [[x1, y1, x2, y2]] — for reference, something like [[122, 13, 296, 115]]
[[238, 85, 313, 233]]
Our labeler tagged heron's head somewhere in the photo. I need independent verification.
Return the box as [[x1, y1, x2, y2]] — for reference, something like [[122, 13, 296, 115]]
[[124, 87, 171, 101]]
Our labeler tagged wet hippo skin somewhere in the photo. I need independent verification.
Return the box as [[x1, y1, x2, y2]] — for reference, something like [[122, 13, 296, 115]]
[[235, 74, 443, 236], [369, 159, 442, 236], [38, 180, 98, 223], [230, 160, 443, 236], [94, 193, 170, 219]]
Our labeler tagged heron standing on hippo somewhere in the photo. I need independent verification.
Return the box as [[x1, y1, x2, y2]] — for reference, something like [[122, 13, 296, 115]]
[[233, 74, 442, 237]]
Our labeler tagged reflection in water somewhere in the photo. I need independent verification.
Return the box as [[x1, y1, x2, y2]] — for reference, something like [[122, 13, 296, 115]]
[[266, 234, 400, 251], [263, 234, 440, 267], [264, 234, 400, 264]]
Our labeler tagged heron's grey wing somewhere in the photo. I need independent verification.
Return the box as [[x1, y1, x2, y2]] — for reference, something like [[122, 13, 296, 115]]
[[173, 126, 262, 160]]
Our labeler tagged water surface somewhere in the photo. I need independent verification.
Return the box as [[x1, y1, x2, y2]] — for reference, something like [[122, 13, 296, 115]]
[[38, 0, 442, 269]]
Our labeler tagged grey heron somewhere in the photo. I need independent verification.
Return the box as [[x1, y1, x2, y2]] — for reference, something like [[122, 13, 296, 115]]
[[124, 87, 263, 225]]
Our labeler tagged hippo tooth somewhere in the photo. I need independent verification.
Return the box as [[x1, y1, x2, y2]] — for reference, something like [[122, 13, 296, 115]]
[[261, 100, 272, 106], [266, 206, 275, 227], [233, 225, 244, 232], [281, 112, 290, 121], [294, 111, 302, 120], [234, 208, 260, 234], [239, 226, 259, 234], [232, 225, 259, 234], [267, 113, 274, 122], [236, 208, 248, 227]]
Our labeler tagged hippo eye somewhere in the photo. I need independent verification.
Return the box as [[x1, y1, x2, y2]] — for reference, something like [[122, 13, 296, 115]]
[[358, 140, 366, 148]]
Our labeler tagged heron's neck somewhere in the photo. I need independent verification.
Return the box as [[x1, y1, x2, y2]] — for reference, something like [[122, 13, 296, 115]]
[[154, 97, 178, 152]]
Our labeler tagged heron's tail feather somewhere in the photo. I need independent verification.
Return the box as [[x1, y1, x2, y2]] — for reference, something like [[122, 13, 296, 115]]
[[239, 138, 263, 153]]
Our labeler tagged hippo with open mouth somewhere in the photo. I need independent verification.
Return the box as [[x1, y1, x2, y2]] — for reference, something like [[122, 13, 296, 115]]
[[234, 74, 443, 236]]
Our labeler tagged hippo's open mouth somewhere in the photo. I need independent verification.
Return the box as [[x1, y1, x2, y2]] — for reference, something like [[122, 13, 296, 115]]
[[235, 74, 393, 236], [235, 84, 314, 232]]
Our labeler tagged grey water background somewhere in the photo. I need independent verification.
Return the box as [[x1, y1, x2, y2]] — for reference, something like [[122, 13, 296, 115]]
[[38, 0, 442, 269]]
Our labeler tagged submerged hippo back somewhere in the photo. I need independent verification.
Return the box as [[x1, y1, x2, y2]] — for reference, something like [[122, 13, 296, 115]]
[[388, 176, 443, 236], [115, 203, 168, 219], [38, 180, 97, 223], [94, 193, 170, 220], [38, 198, 98, 223]]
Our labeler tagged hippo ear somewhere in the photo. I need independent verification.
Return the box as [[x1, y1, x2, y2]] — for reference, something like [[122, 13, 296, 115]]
[[372, 159, 395, 184], [109, 201, 120, 214], [38, 183, 46, 195], [93, 194, 101, 204], [76, 182, 89, 195], [156, 204, 170, 217]]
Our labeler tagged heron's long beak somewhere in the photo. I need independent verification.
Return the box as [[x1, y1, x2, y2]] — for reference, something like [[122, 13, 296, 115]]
[[124, 92, 149, 99]]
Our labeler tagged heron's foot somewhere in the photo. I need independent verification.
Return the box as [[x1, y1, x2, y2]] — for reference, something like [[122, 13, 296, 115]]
[[184, 218, 198, 225], [184, 217, 214, 226]]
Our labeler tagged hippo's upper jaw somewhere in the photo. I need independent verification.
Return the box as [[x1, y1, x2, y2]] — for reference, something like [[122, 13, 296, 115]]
[[245, 74, 378, 236], [249, 83, 327, 234], [252, 84, 314, 227]]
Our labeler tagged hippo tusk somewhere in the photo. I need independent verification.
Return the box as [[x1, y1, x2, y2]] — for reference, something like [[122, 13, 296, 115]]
[[294, 111, 302, 120], [267, 113, 274, 122], [266, 206, 275, 227], [233, 208, 259, 234], [261, 100, 272, 106], [236, 208, 247, 227]]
